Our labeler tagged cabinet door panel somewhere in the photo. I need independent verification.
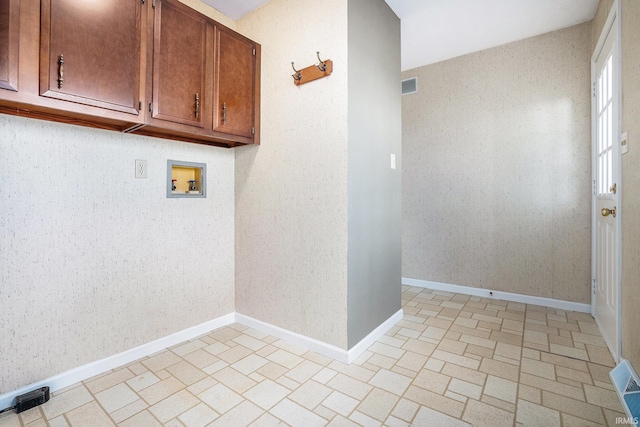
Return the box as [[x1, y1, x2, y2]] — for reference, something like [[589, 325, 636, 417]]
[[40, 0, 140, 114], [0, 0, 19, 91], [213, 28, 255, 138], [151, 0, 206, 128]]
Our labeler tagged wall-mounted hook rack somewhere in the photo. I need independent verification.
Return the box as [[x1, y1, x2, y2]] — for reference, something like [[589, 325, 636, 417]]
[[291, 51, 333, 86]]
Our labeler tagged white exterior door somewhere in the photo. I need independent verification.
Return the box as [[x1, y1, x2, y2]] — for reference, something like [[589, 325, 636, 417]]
[[593, 10, 620, 361]]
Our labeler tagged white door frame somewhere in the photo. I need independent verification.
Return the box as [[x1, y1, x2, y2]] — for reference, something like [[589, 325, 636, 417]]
[[591, 0, 622, 363]]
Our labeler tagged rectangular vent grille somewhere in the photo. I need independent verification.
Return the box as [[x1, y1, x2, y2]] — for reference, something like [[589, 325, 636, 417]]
[[402, 77, 417, 95], [610, 359, 640, 424]]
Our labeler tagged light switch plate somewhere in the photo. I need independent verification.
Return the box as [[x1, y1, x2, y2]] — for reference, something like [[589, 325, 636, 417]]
[[621, 132, 629, 155]]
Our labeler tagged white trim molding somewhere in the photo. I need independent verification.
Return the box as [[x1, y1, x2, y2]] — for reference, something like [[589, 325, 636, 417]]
[[0, 313, 236, 411], [235, 313, 350, 362], [236, 309, 403, 364], [0, 309, 403, 410], [403, 277, 591, 313], [346, 309, 404, 363]]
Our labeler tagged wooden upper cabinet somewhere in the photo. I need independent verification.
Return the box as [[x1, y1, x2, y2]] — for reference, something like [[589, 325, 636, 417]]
[[39, 0, 141, 115], [0, 0, 259, 147], [213, 27, 257, 139], [151, 0, 207, 128], [0, 0, 19, 92]]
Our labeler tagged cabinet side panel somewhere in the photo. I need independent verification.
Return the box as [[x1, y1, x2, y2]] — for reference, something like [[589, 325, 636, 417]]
[[0, 0, 19, 91], [0, 1, 10, 83]]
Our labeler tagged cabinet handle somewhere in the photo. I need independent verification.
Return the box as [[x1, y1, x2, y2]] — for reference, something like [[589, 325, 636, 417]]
[[222, 102, 227, 125], [195, 93, 200, 119], [57, 54, 64, 89]]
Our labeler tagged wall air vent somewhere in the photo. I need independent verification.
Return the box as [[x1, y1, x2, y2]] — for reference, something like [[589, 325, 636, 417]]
[[402, 77, 418, 95], [610, 359, 640, 424]]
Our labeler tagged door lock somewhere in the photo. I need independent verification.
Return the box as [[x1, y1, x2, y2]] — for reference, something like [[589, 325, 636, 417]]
[[610, 183, 617, 194], [601, 207, 617, 218]]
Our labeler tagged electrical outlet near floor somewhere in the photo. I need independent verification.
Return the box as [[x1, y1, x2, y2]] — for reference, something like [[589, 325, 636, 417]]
[[135, 160, 147, 179]]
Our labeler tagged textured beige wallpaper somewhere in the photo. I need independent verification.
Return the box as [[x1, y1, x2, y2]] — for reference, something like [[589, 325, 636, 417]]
[[235, 0, 350, 348], [402, 23, 592, 303], [0, 115, 235, 393], [620, 0, 640, 369]]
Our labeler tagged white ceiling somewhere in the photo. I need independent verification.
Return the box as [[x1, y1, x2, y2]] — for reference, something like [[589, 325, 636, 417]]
[[201, 0, 269, 20], [201, 0, 599, 71], [388, 0, 599, 70]]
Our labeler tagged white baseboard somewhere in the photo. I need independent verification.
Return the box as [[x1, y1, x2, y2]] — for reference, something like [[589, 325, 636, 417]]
[[1, 309, 404, 410], [346, 309, 404, 363], [235, 309, 403, 364], [0, 313, 236, 411], [402, 277, 591, 313], [235, 313, 350, 363]]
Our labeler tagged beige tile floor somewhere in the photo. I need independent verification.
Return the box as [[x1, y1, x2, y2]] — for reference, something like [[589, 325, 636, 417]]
[[0, 286, 626, 426]]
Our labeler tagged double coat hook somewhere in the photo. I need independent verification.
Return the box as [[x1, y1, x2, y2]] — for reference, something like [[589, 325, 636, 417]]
[[291, 62, 302, 82], [290, 51, 333, 86], [316, 52, 327, 72]]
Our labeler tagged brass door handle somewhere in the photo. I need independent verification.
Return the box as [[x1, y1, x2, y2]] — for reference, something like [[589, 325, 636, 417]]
[[195, 93, 199, 119], [601, 207, 617, 218], [57, 54, 64, 89], [222, 102, 227, 125]]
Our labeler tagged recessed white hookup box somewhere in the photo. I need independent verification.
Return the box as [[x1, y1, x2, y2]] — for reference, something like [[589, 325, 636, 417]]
[[167, 160, 206, 198]]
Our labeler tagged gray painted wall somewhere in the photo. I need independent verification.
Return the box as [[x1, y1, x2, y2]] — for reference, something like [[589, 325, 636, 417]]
[[347, 0, 402, 348]]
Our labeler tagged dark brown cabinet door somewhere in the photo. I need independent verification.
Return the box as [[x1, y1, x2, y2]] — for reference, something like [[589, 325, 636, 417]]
[[151, 0, 206, 128], [40, 0, 141, 115], [213, 27, 256, 138], [0, 0, 19, 91]]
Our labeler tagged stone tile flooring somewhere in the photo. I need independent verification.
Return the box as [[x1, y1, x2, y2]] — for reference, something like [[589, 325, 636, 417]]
[[0, 286, 625, 426]]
